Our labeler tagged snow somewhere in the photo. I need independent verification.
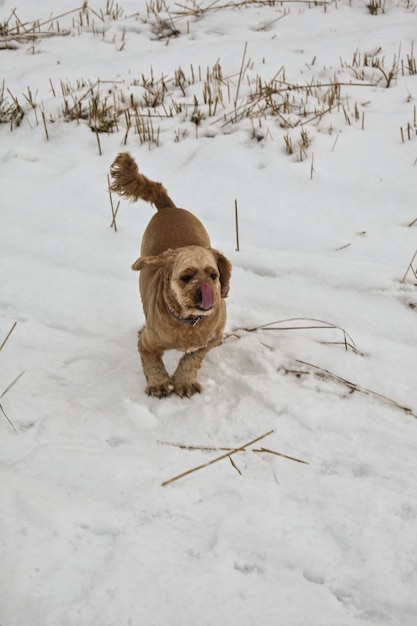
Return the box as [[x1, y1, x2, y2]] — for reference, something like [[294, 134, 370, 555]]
[[1, 0, 417, 624]]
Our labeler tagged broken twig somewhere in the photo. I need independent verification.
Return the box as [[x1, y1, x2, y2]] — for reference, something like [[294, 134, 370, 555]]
[[0, 403, 17, 432], [228, 454, 242, 475], [401, 249, 417, 284], [107, 173, 120, 231], [161, 430, 273, 486], [0, 370, 26, 400], [234, 198, 240, 252], [252, 447, 309, 465], [160, 440, 309, 465], [0, 322, 17, 352], [294, 359, 417, 419], [235, 317, 361, 354]]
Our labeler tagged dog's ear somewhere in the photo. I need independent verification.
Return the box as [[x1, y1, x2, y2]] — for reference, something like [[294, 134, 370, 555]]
[[132, 248, 177, 271], [211, 249, 232, 298]]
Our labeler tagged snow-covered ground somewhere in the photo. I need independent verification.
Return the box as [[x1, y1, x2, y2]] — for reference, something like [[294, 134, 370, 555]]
[[1, 1, 417, 624]]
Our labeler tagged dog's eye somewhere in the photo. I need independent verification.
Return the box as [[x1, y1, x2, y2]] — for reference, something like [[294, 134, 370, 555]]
[[181, 275, 192, 283], [210, 273, 218, 281]]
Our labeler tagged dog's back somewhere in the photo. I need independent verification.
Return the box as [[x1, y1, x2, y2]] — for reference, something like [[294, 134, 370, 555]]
[[141, 208, 210, 256]]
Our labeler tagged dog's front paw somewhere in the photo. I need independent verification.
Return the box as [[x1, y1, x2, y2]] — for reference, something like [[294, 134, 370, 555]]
[[173, 380, 202, 398], [146, 381, 172, 398]]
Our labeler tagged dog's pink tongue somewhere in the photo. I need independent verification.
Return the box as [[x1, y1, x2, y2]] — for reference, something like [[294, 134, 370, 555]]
[[200, 283, 214, 310]]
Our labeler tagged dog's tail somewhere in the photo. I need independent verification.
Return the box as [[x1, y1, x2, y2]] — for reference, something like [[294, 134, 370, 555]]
[[109, 152, 176, 210]]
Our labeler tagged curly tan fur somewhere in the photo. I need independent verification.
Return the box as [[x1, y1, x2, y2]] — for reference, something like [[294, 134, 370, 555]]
[[109, 152, 232, 398], [109, 152, 176, 209]]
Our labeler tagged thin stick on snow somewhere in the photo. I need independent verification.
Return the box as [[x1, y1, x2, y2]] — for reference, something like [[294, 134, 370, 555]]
[[235, 317, 361, 354], [0, 370, 26, 400], [41, 110, 49, 141], [0, 370, 25, 433], [252, 447, 309, 465], [310, 152, 315, 180], [0, 321, 17, 352], [0, 403, 17, 432], [234, 198, 240, 251], [159, 442, 233, 451], [401, 248, 417, 283], [161, 430, 274, 486], [234, 41, 248, 119], [107, 173, 120, 232], [94, 125, 102, 156], [228, 455, 242, 475], [159, 438, 310, 464], [159, 440, 309, 465], [294, 360, 417, 419]]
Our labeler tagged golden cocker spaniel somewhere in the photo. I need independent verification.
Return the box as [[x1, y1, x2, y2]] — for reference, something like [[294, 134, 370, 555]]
[[110, 153, 231, 398]]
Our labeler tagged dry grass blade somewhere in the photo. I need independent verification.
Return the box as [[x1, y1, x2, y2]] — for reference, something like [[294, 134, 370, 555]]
[[63, 79, 100, 120], [0, 321, 17, 352], [234, 198, 240, 252], [294, 360, 417, 419], [237, 317, 361, 354], [234, 41, 248, 119], [401, 249, 417, 284], [252, 447, 309, 465], [41, 109, 49, 141], [0, 370, 26, 400], [228, 455, 242, 475], [0, 4, 108, 48], [0, 402, 17, 432], [160, 440, 309, 465], [161, 430, 273, 486], [107, 173, 120, 231], [0, 321, 19, 431], [159, 442, 228, 451], [1, 84, 24, 127], [173, 0, 330, 18], [0, 370, 25, 432], [0, 6, 75, 47]]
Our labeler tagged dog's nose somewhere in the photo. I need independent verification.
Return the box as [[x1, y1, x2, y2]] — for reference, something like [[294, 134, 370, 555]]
[[196, 283, 214, 310]]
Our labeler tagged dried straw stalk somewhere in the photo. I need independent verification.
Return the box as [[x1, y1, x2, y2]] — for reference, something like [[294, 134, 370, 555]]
[[295, 359, 417, 419], [0, 321, 17, 352], [161, 429, 273, 486]]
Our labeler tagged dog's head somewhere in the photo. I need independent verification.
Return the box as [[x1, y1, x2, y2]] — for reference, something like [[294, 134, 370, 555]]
[[132, 246, 231, 317]]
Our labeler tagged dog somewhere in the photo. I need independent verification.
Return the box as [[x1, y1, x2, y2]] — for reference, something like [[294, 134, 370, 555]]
[[109, 153, 232, 398]]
